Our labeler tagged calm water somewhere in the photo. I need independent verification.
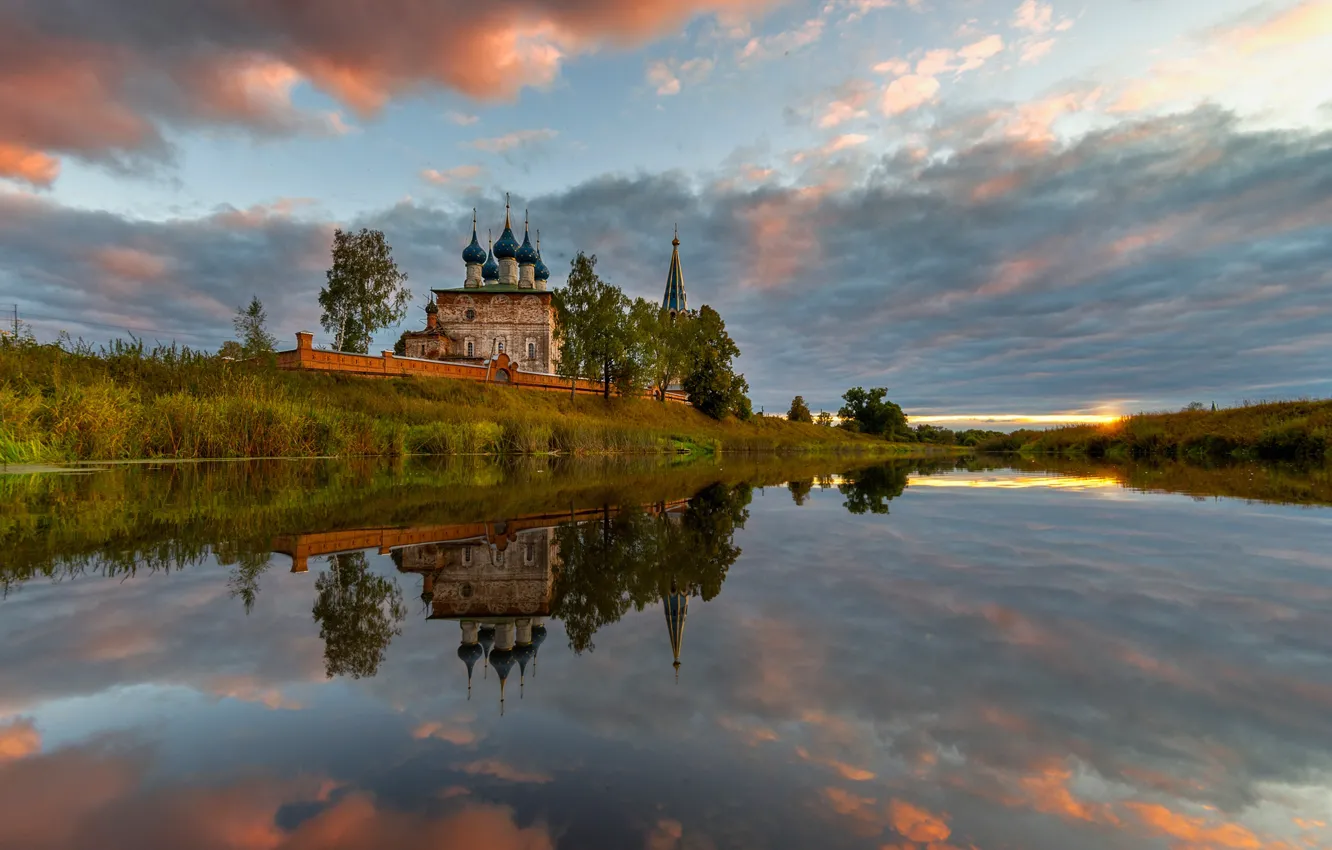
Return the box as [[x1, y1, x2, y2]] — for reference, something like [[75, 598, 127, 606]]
[[1, 457, 1330, 850]]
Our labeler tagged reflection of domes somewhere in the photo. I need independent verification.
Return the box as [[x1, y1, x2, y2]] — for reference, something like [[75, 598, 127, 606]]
[[515, 642, 536, 673], [457, 642, 483, 671], [489, 647, 515, 681], [531, 624, 548, 648]]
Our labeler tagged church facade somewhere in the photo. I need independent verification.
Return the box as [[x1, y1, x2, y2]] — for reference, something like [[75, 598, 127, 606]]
[[401, 196, 688, 376]]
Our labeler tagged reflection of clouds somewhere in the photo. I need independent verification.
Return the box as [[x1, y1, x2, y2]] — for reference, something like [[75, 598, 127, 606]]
[[457, 759, 552, 784], [0, 737, 554, 850]]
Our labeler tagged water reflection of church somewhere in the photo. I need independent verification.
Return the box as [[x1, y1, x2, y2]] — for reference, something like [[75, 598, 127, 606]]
[[274, 503, 693, 713]]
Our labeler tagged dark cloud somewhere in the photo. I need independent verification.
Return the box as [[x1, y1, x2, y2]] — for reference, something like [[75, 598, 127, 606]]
[[3, 105, 1330, 411], [0, 0, 778, 185]]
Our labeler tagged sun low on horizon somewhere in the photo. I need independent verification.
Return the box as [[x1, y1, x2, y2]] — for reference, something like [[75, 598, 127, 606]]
[[1, 0, 1329, 419]]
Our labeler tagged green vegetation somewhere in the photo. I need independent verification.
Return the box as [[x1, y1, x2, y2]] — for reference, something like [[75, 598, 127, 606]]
[[319, 227, 412, 353], [972, 400, 1332, 461], [787, 396, 813, 424], [553, 251, 750, 417], [837, 386, 910, 439], [0, 334, 951, 463]]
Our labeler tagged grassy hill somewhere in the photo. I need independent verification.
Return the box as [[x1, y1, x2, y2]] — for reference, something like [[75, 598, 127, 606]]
[[979, 400, 1332, 462], [0, 337, 934, 462]]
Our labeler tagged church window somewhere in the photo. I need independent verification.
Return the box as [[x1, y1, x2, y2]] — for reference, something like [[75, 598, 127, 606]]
[[527, 341, 536, 359], [497, 340, 505, 354], [463, 547, 472, 565], [524, 541, 536, 564], [466, 340, 474, 357], [464, 308, 476, 321]]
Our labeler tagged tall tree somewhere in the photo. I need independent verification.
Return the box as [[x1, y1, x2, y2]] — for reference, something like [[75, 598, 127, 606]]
[[631, 298, 690, 401], [319, 228, 411, 353], [681, 305, 750, 420], [311, 552, 407, 679], [788, 395, 813, 423], [552, 252, 634, 399], [837, 387, 909, 439], [232, 295, 276, 358]]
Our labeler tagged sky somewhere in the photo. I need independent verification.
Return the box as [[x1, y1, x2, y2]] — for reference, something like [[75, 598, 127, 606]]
[[0, 0, 1330, 420]]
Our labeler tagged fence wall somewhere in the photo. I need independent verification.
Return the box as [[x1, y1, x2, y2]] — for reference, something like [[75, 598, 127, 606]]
[[276, 332, 689, 403]]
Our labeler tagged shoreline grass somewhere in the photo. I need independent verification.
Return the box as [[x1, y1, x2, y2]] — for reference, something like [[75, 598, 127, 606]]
[[973, 400, 1331, 462], [1, 337, 954, 462]]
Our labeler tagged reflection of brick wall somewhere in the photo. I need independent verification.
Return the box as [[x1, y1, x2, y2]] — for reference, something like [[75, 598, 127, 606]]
[[277, 332, 688, 402], [401, 528, 556, 618]]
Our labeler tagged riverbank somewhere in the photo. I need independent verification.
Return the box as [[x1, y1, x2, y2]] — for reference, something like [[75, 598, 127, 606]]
[[976, 400, 1331, 462], [0, 338, 939, 462]]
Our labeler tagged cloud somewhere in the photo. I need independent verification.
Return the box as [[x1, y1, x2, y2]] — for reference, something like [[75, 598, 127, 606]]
[[1020, 38, 1056, 63], [422, 164, 486, 187], [881, 74, 941, 114], [5, 105, 1332, 411], [467, 129, 559, 153], [0, 718, 40, 762], [446, 111, 480, 126], [873, 58, 911, 76], [646, 57, 714, 96], [1012, 0, 1055, 33], [0, 0, 781, 185], [739, 16, 825, 61], [457, 759, 553, 783]]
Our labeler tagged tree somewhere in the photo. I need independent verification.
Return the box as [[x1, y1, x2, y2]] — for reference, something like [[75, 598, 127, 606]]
[[816, 410, 834, 427], [838, 463, 910, 514], [631, 298, 691, 401], [681, 306, 750, 420], [319, 228, 411, 353], [218, 340, 244, 360], [837, 387, 909, 439], [232, 295, 276, 357], [311, 552, 407, 679], [788, 395, 813, 423], [552, 252, 634, 399]]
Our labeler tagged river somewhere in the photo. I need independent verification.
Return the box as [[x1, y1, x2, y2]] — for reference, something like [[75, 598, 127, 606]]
[[1, 455, 1329, 850]]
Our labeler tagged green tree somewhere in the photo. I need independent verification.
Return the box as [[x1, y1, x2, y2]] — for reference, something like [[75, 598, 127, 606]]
[[631, 298, 690, 401], [319, 228, 411, 353], [552, 253, 637, 399], [837, 387, 909, 439], [681, 306, 749, 420], [232, 295, 276, 358], [816, 410, 834, 427], [218, 340, 245, 360], [311, 552, 407, 679], [788, 395, 813, 423]]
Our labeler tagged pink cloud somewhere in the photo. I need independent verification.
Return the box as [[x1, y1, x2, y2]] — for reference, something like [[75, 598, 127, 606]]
[[0, 144, 59, 187], [0, 718, 40, 762], [467, 129, 558, 153], [91, 247, 172, 283], [457, 759, 552, 784], [422, 164, 485, 186], [881, 74, 940, 115]]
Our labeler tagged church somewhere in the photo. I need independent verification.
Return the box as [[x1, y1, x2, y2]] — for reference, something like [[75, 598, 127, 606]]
[[401, 195, 687, 373]]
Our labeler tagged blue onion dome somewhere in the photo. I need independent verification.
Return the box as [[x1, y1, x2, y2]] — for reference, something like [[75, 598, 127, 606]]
[[530, 623, 547, 648], [462, 212, 487, 265], [478, 625, 495, 655], [482, 235, 499, 281], [493, 198, 520, 259], [516, 216, 539, 265], [534, 231, 550, 281]]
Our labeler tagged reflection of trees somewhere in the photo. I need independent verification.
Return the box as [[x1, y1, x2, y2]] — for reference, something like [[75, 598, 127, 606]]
[[838, 464, 910, 515], [311, 552, 407, 679], [551, 483, 751, 653], [788, 479, 813, 506]]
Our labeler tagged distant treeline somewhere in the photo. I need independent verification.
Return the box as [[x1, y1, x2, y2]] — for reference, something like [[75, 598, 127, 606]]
[[968, 400, 1331, 462]]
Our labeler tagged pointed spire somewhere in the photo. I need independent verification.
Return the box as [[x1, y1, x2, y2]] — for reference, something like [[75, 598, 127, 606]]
[[505, 193, 511, 229], [494, 194, 519, 260], [662, 228, 687, 315]]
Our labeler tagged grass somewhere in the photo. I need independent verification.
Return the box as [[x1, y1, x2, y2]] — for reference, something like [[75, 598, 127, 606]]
[[974, 400, 1332, 462], [0, 336, 948, 461]]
